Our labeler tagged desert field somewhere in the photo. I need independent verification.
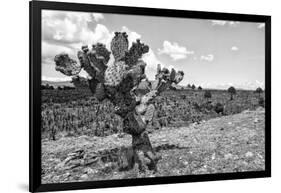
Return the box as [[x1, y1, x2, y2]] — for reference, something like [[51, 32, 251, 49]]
[[41, 87, 265, 183]]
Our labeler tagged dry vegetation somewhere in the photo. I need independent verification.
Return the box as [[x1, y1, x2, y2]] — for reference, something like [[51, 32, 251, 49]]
[[41, 87, 265, 183]]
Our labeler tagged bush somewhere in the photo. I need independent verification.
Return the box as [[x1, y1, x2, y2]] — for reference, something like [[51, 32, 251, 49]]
[[214, 103, 224, 114], [259, 98, 265, 107], [228, 86, 236, 100], [180, 95, 187, 100], [204, 90, 212, 99], [191, 84, 196, 90], [255, 87, 263, 98]]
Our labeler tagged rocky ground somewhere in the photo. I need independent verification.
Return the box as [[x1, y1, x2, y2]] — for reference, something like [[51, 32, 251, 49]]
[[42, 107, 265, 184]]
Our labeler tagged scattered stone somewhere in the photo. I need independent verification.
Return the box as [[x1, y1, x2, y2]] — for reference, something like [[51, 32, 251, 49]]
[[254, 118, 259, 123], [224, 153, 233, 160], [84, 167, 96, 174], [211, 153, 216, 160], [80, 174, 89, 180], [54, 162, 65, 170], [183, 161, 189, 166], [245, 151, 254, 158]]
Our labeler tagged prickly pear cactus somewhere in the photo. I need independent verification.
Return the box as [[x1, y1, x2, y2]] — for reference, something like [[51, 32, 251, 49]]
[[53, 31, 184, 173]]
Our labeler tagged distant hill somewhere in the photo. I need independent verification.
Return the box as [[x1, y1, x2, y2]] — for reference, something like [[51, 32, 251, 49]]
[[42, 80, 74, 88]]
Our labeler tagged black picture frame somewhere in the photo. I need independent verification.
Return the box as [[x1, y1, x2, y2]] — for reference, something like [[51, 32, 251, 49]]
[[29, 1, 271, 192]]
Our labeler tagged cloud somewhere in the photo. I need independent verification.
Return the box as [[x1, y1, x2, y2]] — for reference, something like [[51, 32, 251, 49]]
[[42, 41, 76, 64], [257, 23, 265, 29], [158, 41, 194, 61], [143, 49, 168, 80], [210, 20, 240, 27], [42, 10, 113, 69], [92, 13, 104, 22], [200, 54, 214, 62], [42, 10, 111, 45], [231, 46, 239, 51], [42, 10, 169, 81]]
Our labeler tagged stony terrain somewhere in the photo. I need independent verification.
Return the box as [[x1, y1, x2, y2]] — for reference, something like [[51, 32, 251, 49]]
[[42, 107, 265, 184]]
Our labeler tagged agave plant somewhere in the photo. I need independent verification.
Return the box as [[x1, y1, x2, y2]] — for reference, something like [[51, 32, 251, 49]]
[[54, 31, 184, 172]]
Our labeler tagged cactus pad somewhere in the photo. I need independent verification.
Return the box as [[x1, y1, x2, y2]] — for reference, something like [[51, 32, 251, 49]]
[[54, 53, 81, 76], [125, 39, 149, 67], [111, 32, 129, 61], [78, 44, 110, 81], [104, 61, 128, 86]]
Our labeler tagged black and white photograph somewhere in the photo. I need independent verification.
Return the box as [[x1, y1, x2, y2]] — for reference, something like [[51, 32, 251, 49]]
[[40, 7, 267, 185]]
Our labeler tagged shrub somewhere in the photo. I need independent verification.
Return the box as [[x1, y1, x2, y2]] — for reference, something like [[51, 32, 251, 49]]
[[180, 95, 187, 100], [204, 90, 212, 99], [191, 84, 196, 90], [214, 103, 224, 114], [255, 87, 263, 98], [259, 97, 265, 107], [227, 86, 236, 100]]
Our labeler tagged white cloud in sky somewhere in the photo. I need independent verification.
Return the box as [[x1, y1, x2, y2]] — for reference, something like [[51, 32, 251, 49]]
[[231, 46, 239, 51], [42, 10, 170, 81], [42, 10, 109, 45], [257, 23, 265, 29], [200, 54, 214, 62], [142, 49, 177, 80], [92, 13, 104, 22], [158, 41, 194, 61], [210, 20, 240, 27], [42, 41, 76, 64]]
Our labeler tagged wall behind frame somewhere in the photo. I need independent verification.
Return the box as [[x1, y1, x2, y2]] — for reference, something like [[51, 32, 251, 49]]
[[0, 0, 279, 193]]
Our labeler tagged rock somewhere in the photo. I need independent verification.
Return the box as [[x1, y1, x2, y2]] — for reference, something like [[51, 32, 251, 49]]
[[224, 153, 232, 159], [245, 151, 254, 158], [254, 118, 259, 123], [55, 162, 65, 170], [64, 156, 75, 164], [183, 161, 189, 166], [211, 153, 216, 160], [52, 175, 60, 181], [67, 152, 79, 157], [62, 172, 71, 178], [84, 167, 96, 175], [80, 174, 89, 181]]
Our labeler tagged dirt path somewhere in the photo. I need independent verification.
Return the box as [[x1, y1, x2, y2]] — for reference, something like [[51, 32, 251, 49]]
[[42, 107, 265, 183]]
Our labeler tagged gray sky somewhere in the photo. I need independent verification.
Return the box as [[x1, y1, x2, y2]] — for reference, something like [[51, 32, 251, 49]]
[[42, 10, 265, 90]]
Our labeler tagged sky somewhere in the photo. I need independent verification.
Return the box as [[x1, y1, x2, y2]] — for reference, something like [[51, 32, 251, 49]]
[[42, 10, 265, 90]]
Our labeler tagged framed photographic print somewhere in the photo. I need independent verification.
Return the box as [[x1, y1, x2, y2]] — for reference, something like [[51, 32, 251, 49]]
[[29, 0, 271, 192]]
